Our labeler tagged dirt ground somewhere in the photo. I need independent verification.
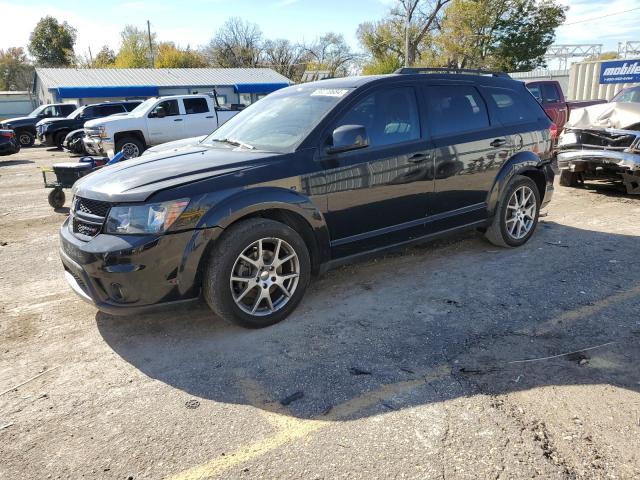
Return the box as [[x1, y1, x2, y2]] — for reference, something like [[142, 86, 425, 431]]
[[1, 146, 639, 480]]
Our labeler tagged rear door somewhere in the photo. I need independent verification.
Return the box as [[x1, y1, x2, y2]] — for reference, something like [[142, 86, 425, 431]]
[[321, 84, 434, 254], [147, 99, 185, 144], [424, 83, 510, 231], [183, 97, 216, 136]]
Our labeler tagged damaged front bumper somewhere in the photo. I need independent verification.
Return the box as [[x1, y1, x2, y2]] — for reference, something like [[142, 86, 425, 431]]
[[557, 128, 640, 194]]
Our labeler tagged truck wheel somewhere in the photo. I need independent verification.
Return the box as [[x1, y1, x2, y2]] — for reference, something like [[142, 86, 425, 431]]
[[54, 131, 68, 149], [203, 218, 311, 328], [485, 175, 540, 248], [17, 131, 35, 147], [559, 170, 582, 188], [115, 136, 144, 159], [48, 188, 66, 209]]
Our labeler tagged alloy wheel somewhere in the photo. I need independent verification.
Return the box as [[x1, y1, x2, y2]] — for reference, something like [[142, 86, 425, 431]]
[[230, 237, 300, 316], [121, 142, 140, 159], [505, 185, 537, 240]]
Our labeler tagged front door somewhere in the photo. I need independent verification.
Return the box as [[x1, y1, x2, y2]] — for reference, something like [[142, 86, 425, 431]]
[[423, 84, 510, 231], [321, 85, 434, 255], [147, 99, 185, 144]]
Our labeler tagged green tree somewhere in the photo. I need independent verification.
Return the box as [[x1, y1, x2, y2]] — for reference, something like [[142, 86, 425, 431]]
[[115, 25, 155, 68], [155, 42, 207, 68], [93, 46, 117, 67], [0, 47, 34, 90], [438, 0, 567, 71], [28, 16, 76, 67]]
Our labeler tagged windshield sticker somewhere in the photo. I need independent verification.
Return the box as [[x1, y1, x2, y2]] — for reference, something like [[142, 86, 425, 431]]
[[311, 89, 349, 97]]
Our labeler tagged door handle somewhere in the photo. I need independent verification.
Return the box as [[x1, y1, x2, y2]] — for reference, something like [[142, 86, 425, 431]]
[[490, 138, 507, 148], [206, 116, 214, 119], [174, 118, 183, 122], [408, 153, 429, 163]]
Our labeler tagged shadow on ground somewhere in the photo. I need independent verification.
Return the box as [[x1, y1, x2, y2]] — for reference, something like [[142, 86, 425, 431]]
[[97, 222, 640, 420], [0, 159, 34, 167]]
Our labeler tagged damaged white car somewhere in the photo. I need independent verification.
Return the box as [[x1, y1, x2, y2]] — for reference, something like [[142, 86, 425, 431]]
[[557, 86, 640, 194]]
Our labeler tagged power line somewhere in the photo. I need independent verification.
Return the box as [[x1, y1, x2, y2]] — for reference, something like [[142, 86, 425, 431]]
[[560, 6, 640, 27]]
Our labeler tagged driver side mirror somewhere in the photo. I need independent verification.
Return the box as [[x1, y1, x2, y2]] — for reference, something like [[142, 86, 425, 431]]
[[327, 125, 368, 154], [155, 106, 167, 118]]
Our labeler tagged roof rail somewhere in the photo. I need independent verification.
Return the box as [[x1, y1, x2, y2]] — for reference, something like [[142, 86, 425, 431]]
[[394, 67, 511, 78]]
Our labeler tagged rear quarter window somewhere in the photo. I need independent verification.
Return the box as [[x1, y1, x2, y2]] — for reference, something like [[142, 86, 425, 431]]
[[484, 87, 543, 125]]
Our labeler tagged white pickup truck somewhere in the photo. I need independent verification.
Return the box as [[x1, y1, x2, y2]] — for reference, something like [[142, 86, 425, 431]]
[[83, 94, 240, 159]]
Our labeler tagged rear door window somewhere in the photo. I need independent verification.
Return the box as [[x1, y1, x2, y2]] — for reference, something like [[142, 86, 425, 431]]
[[540, 84, 561, 103], [335, 86, 421, 147], [425, 85, 490, 137], [184, 98, 209, 114], [484, 87, 540, 125], [96, 105, 125, 117]]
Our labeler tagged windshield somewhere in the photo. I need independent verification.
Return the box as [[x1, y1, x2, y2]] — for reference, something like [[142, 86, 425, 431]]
[[28, 105, 48, 118], [68, 106, 86, 119], [204, 86, 354, 152], [612, 87, 640, 103], [130, 98, 157, 115]]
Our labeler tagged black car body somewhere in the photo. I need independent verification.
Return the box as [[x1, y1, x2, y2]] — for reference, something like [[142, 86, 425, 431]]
[[60, 70, 554, 328], [0, 104, 76, 147], [0, 130, 20, 156], [37, 101, 142, 148]]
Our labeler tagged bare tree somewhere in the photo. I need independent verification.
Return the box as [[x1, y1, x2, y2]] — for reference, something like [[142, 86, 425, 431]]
[[395, 0, 451, 67], [203, 17, 263, 67], [304, 33, 358, 77], [262, 39, 309, 82]]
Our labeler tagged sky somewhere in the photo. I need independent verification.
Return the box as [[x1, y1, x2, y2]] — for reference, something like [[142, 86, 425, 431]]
[[1, 0, 639, 67]]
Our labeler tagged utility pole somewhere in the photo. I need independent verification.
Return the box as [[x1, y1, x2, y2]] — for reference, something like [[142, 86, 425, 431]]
[[88, 46, 93, 67], [147, 20, 154, 67], [404, 6, 410, 67]]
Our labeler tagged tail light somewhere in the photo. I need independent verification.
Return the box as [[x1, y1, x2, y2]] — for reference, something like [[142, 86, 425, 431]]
[[549, 122, 558, 140], [0, 131, 14, 139]]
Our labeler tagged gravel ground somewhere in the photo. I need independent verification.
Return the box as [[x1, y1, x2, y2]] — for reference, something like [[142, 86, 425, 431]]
[[1, 146, 639, 480]]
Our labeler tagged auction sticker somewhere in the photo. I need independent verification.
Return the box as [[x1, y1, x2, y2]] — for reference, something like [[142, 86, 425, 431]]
[[311, 89, 350, 97]]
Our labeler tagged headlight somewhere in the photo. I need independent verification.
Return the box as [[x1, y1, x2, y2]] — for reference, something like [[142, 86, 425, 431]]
[[104, 199, 189, 234], [96, 126, 107, 138], [558, 132, 577, 146]]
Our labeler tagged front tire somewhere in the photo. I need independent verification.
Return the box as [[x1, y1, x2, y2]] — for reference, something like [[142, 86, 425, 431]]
[[203, 218, 311, 328], [559, 170, 582, 188], [115, 136, 144, 159], [485, 175, 540, 248], [17, 131, 35, 147]]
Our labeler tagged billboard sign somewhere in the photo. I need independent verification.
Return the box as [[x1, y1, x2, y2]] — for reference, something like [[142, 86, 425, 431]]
[[599, 60, 640, 84]]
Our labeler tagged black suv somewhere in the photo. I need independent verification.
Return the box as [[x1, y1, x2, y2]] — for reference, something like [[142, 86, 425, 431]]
[[0, 103, 76, 147], [59, 69, 554, 328], [36, 101, 142, 148]]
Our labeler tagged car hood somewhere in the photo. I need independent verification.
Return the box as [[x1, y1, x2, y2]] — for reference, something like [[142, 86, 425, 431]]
[[72, 145, 279, 203], [144, 136, 208, 154], [0, 116, 35, 127], [37, 117, 78, 128], [84, 115, 131, 128]]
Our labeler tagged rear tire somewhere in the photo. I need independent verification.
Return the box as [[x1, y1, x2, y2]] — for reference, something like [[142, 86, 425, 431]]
[[17, 131, 35, 147], [48, 188, 65, 209], [559, 170, 582, 187], [485, 175, 540, 248], [115, 136, 144, 159], [203, 218, 311, 328]]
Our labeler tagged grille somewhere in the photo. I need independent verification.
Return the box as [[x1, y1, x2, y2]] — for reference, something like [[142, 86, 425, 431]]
[[73, 218, 102, 237], [75, 197, 110, 217]]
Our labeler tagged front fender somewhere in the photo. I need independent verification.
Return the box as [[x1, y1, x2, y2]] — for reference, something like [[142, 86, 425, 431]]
[[197, 187, 332, 265], [487, 151, 544, 215]]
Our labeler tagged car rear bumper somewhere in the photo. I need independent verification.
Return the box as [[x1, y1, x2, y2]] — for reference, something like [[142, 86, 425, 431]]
[[541, 162, 555, 209], [59, 217, 223, 315]]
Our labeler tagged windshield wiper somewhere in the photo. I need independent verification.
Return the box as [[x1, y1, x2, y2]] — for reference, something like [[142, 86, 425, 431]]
[[211, 138, 255, 150]]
